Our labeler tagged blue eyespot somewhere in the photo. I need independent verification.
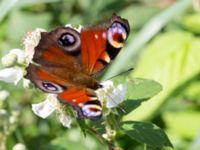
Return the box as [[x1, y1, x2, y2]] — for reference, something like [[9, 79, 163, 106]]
[[36, 80, 64, 93], [108, 22, 127, 48]]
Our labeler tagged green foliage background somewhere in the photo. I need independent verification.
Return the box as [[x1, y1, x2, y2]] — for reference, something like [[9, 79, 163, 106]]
[[0, 0, 200, 150]]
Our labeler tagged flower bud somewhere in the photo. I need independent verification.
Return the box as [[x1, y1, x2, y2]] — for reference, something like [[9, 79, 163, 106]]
[[1, 53, 17, 67], [12, 143, 26, 150], [0, 90, 9, 102]]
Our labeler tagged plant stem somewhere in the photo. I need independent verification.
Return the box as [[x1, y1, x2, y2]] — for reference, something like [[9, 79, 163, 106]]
[[144, 144, 147, 150], [85, 125, 115, 150]]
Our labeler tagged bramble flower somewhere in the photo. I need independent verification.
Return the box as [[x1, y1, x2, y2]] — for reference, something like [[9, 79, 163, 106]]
[[23, 28, 46, 60], [96, 80, 127, 108], [32, 94, 72, 128], [0, 90, 9, 102], [65, 24, 82, 32], [0, 67, 23, 85], [12, 143, 26, 150], [0, 28, 45, 85], [1, 49, 26, 67]]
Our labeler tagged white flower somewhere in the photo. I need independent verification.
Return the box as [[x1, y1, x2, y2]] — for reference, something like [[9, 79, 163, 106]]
[[32, 94, 72, 128], [96, 80, 127, 108], [1, 49, 27, 67], [23, 28, 46, 60], [12, 143, 26, 150], [0, 90, 9, 101], [32, 94, 57, 118], [0, 67, 23, 84], [65, 24, 82, 32], [58, 111, 72, 128], [23, 78, 31, 88]]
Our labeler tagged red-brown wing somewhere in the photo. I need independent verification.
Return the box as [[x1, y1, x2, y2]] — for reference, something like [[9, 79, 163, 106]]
[[58, 88, 102, 119], [80, 14, 130, 76], [33, 27, 82, 70], [26, 64, 102, 119], [80, 27, 108, 74]]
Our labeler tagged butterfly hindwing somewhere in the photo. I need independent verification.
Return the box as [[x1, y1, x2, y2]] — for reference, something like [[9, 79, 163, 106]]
[[26, 64, 102, 119]]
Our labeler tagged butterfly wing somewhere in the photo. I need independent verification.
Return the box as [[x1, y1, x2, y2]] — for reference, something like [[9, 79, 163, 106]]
[[81, 13, 130, 76], [25, 14, 130, 119], [26, 64, 102, 119], [26, 27, 102, 119]]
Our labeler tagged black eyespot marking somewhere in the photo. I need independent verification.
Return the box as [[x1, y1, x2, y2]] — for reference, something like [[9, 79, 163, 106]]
[[59, 33, 76, 47], [58, 28, 80, 53], [36, 80, 64, 93]]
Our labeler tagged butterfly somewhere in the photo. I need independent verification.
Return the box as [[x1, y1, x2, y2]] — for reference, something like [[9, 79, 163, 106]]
[[25, 14, 130, 119]]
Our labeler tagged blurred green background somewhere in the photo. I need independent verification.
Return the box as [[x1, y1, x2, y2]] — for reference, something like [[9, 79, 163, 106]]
[[0, 0, 200, 150]]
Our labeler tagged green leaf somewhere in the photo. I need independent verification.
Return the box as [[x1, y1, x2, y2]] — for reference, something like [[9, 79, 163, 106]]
[[181, 13, 200, 34], [45, 129, 107, 150], [16, 0, 62, 7], [121, 121, 173, 148], [7, 9, 52, 44], [112, 77, 162, 115], [163, 111, 200, 139], [0, 0, 19, 22], [125, 78, 162, 100], [112, 77, 162, 100]]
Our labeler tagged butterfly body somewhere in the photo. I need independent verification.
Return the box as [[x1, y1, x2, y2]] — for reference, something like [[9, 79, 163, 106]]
[[26, 14, 130, 119]]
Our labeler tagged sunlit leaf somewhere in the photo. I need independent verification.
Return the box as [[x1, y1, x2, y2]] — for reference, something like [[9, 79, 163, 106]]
[[112, 77, 162, 100], [181, 13, 200, 34], [125, 31, 200, 121], [163, 111, 200, 139]]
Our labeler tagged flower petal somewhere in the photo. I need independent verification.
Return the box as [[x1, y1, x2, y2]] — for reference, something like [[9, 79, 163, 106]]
[[32, 94, 58, 119], [0, 67, 23, 84], [13, 143, 26, 150], [10, 49, 26, 64], [58, 112, 72, 128], [23, 28, 46, 61], [0, 90, 9, 101], [106, 84, 127, 108]]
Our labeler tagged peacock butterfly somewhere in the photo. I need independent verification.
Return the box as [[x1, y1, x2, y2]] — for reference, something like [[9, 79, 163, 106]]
[[25, 14, 130, 119]]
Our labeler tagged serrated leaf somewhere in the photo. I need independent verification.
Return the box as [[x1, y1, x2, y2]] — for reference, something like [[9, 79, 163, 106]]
[[119, 100, 145, 116], [112, 77, 162, 100], [112, 77, 162, 115], [126, 78, 162, 100], [121, 121, 173, 148]]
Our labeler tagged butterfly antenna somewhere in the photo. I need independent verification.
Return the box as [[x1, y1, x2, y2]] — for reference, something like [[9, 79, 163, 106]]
[[105, 68, 134, 81], [102, 68, 133, 114]]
